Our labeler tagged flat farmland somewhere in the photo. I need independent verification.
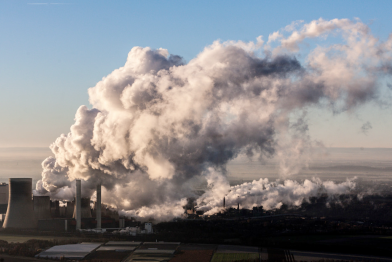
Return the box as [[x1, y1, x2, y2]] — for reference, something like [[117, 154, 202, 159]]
[[0, 234, 78, 243]]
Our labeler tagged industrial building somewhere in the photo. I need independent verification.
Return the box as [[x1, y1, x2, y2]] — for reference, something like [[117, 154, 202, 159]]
[[0, 183, 8, 215], [0, 178, 142, 233], [3, 178, 37, 229]]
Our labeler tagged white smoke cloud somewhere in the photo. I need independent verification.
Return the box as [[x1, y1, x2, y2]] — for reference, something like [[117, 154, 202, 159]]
[[35, 18, 392, 220], [197, 171, 356, 215]]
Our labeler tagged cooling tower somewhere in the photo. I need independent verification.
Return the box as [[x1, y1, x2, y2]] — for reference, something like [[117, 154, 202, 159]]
[[33, 196, 51, 220], [73, 198, 92, 219], [3, 178, 37, 229]]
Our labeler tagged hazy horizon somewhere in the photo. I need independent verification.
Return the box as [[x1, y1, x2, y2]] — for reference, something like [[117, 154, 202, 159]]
[[1, 147, 392, 187]]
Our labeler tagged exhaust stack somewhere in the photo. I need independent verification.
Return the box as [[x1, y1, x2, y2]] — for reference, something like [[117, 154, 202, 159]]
[[3, 178, 37, 229], [75, 179, 81, 230], [96, 184, 101, 229]]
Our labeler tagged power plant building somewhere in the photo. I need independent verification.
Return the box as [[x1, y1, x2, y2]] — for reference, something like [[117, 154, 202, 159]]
[[73, 197, 92, 219], [0, 183, 8, 214], [1, 178, 116, 231], [65, 201, 74, 218], [33, 196, 51, 220], [3, 178, 37, 229]]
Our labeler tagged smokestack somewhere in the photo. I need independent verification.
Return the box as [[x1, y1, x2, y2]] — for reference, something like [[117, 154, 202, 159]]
[[96, 184, 101, 229], [3, 178, 37, 229], [33, 196, 51, 220], [223, 197, 225, 209], [75, 179, 81, 230]]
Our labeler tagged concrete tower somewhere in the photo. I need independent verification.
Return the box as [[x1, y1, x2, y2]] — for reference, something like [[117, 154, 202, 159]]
[[33, 196, 51, 220], [75, 179, 81, 230], [3, 178, 37, 229], [96, 184, 101, 229]]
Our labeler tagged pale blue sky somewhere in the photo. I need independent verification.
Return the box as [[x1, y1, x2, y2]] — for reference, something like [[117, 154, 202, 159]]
[[1, 0, 391, 147]]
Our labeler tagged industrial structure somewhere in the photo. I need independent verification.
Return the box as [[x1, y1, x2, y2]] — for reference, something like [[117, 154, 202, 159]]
[[0, 177, 134, 232], [0, 183, 9, 215], [75, 179, 81, 230], [2, 178, 37, 229], [33, 196, 51, 220], [65, 201, 74, 218], [73, 197, 92, 219], [96, 184, 101, 229]]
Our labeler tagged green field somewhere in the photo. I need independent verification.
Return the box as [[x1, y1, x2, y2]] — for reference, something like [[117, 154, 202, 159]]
[[212, 253, 259, 262]]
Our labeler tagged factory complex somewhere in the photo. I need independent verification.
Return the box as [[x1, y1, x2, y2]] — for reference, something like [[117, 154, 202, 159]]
[[0, 178, 152, 233]]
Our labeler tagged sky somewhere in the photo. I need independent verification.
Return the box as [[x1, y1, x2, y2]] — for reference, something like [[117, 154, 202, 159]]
[[1, 0, 392, 148]]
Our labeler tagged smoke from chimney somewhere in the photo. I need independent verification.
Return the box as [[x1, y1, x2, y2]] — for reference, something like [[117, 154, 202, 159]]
[[34, 18, 392, 221]]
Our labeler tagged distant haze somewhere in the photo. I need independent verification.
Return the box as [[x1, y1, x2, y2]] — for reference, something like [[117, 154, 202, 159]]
[[1, 147, 391, 185]]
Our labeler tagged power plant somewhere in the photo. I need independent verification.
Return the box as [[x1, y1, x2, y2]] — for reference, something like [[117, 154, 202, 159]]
[[3, 178, 37, 229], [0, 178, 126, 231]]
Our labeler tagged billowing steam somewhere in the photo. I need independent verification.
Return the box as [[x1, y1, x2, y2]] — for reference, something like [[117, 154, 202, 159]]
[[197, 170, 357, 216], [35, 18, 392, 220]]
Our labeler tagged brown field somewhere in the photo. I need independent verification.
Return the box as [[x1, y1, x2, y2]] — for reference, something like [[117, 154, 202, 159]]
[[0, 234, 78, 243]]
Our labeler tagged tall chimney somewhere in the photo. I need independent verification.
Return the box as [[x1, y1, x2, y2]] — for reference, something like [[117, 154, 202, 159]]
[[223, 197, 225, 208], [96, 184, 101, 229], [3, 178, 37, 229], [76, 179, 81, 230]]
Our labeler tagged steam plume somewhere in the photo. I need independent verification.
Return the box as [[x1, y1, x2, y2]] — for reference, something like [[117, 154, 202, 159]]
[[36, 18, 392, 220]]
